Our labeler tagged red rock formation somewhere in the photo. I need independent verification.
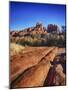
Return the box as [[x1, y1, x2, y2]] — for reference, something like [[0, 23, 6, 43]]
[[10, 22, 47, 37]]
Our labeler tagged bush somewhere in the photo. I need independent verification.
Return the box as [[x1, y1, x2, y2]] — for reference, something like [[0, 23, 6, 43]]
[[10, 33, 66, 47]]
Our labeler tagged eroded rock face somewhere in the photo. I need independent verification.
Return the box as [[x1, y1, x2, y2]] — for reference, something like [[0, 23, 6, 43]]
[[55, 64, 65, 85], [43, 51, 66, 86]]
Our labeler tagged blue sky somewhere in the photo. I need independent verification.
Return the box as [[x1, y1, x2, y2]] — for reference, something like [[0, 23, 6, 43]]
[[9, 2, 66, 31]]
